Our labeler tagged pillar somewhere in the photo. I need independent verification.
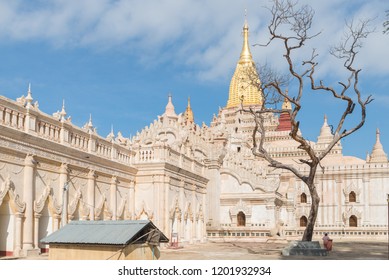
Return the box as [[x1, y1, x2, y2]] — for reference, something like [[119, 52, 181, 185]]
[[87, 170, 96, 220], [336, 178, 343, 226], [111, 176, 118, 220], [13, 213, 23, 257], [53, 215, 61, 231], [33, 214, 41, 250], [164, 175, 170, 237], [363, 177, 370, 225], [202, 192, 206, 242], [22, 154, 37, 253], [191, 186, 196, 242], [59, 163, 69, 227], [129, 181, 135, 219], [179, 182, 185, 242], [204, 162, 222, 228]]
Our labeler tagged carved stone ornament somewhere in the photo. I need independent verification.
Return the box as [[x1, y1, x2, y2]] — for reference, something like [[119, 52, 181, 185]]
[[115, 196, 126, 219], [295, 208, 309, 218], [34, 185, 51, 214], [343, 182, 361, 203], [184, 203, 194, 222], [196, 203, 204, 221], [68, 189, 82, 217], [169, 197, 182, 221], [135, 200, 154, 220], [48, 193, 62, 216], [342, 206, 362, 224], [95, 194, 113, 220], [0, 177, 26, 214], [230, 199, 252, 216]]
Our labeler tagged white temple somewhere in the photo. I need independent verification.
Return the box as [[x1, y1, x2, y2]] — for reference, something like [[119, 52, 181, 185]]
[[0, 21, 388, 257]]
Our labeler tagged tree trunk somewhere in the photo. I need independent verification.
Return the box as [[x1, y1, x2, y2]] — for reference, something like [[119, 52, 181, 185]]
[[302, 181, 320, 241]]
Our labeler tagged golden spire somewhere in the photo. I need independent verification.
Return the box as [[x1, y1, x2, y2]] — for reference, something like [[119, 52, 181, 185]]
[[239, 20, 252, 64], [184, 97, 194, 124], [226, 19, 262, 108]]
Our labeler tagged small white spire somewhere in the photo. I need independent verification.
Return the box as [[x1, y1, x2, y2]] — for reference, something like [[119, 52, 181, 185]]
[[60, 99, 66, 115], [25, 83, 33, 109], [59, 99, 67, 122], [317, 114, 333, 144], [88, 114, 93, 127], [164, 93, 177, 118], [369, 128, 388, 163]]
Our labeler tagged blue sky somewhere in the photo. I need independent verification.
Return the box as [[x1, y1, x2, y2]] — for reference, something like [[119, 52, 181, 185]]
[[0, 0, 388, 160]]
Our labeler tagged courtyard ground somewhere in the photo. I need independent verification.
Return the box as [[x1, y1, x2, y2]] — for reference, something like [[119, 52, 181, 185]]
[[1, 240, 387, 260], [160, 240, 388, 260]]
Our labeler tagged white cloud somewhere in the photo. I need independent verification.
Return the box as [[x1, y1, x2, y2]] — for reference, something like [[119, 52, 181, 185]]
[[0, 0, 387, 81]]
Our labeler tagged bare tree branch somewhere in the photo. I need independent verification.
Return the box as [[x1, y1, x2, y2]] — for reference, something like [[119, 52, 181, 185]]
[[247, 0, 373, 241]]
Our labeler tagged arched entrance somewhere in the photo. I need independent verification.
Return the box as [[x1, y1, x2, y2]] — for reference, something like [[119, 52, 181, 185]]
[[349, 215, 358, 227], [349, 191, 356, 202], [237, 211, 246, 227], [300, 193, 307, 203], [300, 216, 308, 227]]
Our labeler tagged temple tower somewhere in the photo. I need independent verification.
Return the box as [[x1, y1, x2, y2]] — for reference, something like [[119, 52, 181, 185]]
[[226, 20, 262, 108]]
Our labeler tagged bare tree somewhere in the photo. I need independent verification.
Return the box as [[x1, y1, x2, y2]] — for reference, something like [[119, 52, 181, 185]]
[[244, 0, 373, 241], [384, 10, 389, 34]]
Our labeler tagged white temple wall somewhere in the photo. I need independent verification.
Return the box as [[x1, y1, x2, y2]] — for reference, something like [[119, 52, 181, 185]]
[[219, 205, 232, 225], [220, 174, 256, 193], [251, 204, 271, 226]]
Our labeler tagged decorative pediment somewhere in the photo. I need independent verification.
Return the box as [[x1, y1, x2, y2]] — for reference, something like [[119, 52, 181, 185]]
[[48, 192, 62, 216], [95, 194, 113, 220], [342, 206, 362, 223], [68, 189, 82, 217], [184, 203, 194, 222], [196, 204, 204, 221], [169, 198, 182, 221], [297, 183, 308, 194], [230, 199, 252, 216], [135, 201, 154, 220], [343, 182, 361, 196], [295, 208, 310, 218], [0, 177, 26, 214], [34, 185, 51, 214], [117, 197, 127, 219], [79, 201, 90, 220], [343, 182, 361, 203]]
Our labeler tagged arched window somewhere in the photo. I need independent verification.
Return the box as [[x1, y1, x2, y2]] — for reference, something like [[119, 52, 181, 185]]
[[300, 193, 307, 203], [300, 216, 308, 227], [349, 191, 356, 203], [349, 215, 358, 227], [237, 211, 246, 227]]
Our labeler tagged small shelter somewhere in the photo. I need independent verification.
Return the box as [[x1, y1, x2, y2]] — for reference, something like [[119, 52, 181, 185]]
[[41, 220, 169, 260]]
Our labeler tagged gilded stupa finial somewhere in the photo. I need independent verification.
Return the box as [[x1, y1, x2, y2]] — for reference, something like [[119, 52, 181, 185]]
[[239, 12, 252, 64], [226, 16, 262, 108], [184, 96, 194, 124]]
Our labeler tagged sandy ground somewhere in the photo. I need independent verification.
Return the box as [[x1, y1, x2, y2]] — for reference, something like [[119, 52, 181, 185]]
[[1, 240, 388, 260], [160, 240, 389, 260]]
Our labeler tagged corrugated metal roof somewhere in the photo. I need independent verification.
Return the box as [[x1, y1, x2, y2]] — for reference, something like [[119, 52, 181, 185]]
[[40, 220, 168, 245]]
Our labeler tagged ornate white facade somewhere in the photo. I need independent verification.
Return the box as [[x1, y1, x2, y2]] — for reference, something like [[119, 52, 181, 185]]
[[1, 22, 388, 257]]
